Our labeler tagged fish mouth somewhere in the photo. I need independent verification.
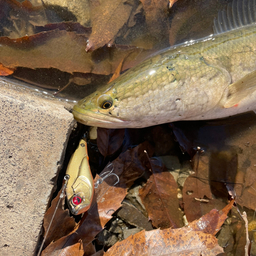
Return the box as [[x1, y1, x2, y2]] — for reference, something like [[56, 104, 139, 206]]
[[72, 105, 126, 128]]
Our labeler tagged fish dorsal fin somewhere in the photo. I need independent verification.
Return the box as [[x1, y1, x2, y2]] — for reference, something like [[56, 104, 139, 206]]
[[224, 70, 256, 108], [213, 0, 256, 34]]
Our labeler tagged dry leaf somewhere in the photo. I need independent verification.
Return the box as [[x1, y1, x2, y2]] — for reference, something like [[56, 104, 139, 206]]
[[169, 0, 178, 8], [86, 0, 136, 51], [44, 241, 84, 256], [0, 63, 14, 76], [42, 188, 76, 248], [139, 158, 183, 229], [104, 202, 234, 256]]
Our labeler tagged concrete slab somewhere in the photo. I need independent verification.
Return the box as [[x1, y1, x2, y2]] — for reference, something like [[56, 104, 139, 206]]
[[0, 78, 75, 255]]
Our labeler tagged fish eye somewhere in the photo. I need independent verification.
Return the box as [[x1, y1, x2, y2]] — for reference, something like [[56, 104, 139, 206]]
[[102, 101, 112, 109], [98, 95, 113, 109]]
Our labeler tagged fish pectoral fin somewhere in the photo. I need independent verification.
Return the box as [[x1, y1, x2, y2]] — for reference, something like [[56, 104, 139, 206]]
[[224, 70, 256, 108]]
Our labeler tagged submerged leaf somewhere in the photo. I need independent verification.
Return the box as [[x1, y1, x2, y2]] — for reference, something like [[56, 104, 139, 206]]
[[141, 0, 169, 44], [182, 153, 227, 222], [86, 0, 136, 51], [0, 29, 147, 75], [139, 158, 183, 229]]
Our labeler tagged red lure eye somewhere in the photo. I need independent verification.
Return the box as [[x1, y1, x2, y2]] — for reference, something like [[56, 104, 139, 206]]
[[72, 195, 82, 205]]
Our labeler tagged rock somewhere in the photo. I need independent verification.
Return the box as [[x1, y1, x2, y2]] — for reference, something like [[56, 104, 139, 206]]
[[117, 201, 153, 231], [123, 228, 142, 240], [0, 78, 75, 255]]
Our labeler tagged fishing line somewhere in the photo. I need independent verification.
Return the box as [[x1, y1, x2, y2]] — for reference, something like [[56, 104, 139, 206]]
[[37, 175, 70, 256]]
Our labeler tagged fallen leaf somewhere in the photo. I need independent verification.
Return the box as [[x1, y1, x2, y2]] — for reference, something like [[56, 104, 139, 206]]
[[141, 0, 169, 43], [92, 250, 104, 256], [84, 242, 96, 256], [42, 188, 76, 248], [188, 200, 234, 235], [139, 157, 183, 229], [0, 29, 148, 75], [169, 0, 178, 8], [182, 153, 226, 222], [108, 56, 126, 84], [172, 113, 256, 212], [42, 142, 154, 255], [86, 0, 136, 51], [0, 63, 14, 76], [209, 150, 237, 199], [168, 0, 229, 45], [45, 241, 84, 256], [97, 128, 125, 158], [104, 202, 234, 256], [0, 0, 50, 38]]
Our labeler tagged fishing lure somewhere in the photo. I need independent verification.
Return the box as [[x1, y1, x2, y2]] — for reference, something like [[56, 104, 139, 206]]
[[65, 139, 94, 215]]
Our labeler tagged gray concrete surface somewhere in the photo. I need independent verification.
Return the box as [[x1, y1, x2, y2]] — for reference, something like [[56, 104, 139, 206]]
[[0, 78, 75, 255]]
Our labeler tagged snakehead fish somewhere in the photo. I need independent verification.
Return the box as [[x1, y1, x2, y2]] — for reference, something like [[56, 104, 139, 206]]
[[73, 0, 256, 128]]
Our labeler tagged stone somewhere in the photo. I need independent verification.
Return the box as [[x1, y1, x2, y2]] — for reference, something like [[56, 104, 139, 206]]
[[0, 78, 75, 255], [117, 201, 153, 231]]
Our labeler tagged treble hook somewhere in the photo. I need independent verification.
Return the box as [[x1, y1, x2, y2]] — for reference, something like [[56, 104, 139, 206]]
[[94, 163, 120, 188]]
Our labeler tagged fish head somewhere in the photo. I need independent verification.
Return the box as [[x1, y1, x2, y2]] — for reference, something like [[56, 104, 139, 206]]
[[73, 83, 130, 128]]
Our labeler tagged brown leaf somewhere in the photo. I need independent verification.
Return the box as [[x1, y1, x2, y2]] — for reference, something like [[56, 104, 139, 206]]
[[44, 241, 84, 256], [97, 128, 125, 157], [139, 158, 183, 229], [0, 63, 14, 76], [84, 242, 96, 256], [188, 200, 234, 235], [169, 0, 178, 8], [42, 142, 154, 255], [182, 153, 226, 222], [141, 0, 169, 42], [0, 30, 148, 75], [108, 56, 126, 84], [104, 204, 234, 256], [86, 0, 135, 51], [168, 0, 229, 45], [42, 188, 76, 248], [0, 0, 49, 39]]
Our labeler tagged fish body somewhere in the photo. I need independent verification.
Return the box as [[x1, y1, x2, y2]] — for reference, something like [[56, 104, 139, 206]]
[[73, 23, 256, 128]]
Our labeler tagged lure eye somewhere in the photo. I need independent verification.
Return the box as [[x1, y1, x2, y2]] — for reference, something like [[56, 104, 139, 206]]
[[97, 95, 113, 109], [72, 195, 82, 205]]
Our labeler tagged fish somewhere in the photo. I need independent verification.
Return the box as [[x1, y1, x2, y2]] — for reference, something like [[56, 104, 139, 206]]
[[73, 0, 256, 129], [65, 139, 94, 215]]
